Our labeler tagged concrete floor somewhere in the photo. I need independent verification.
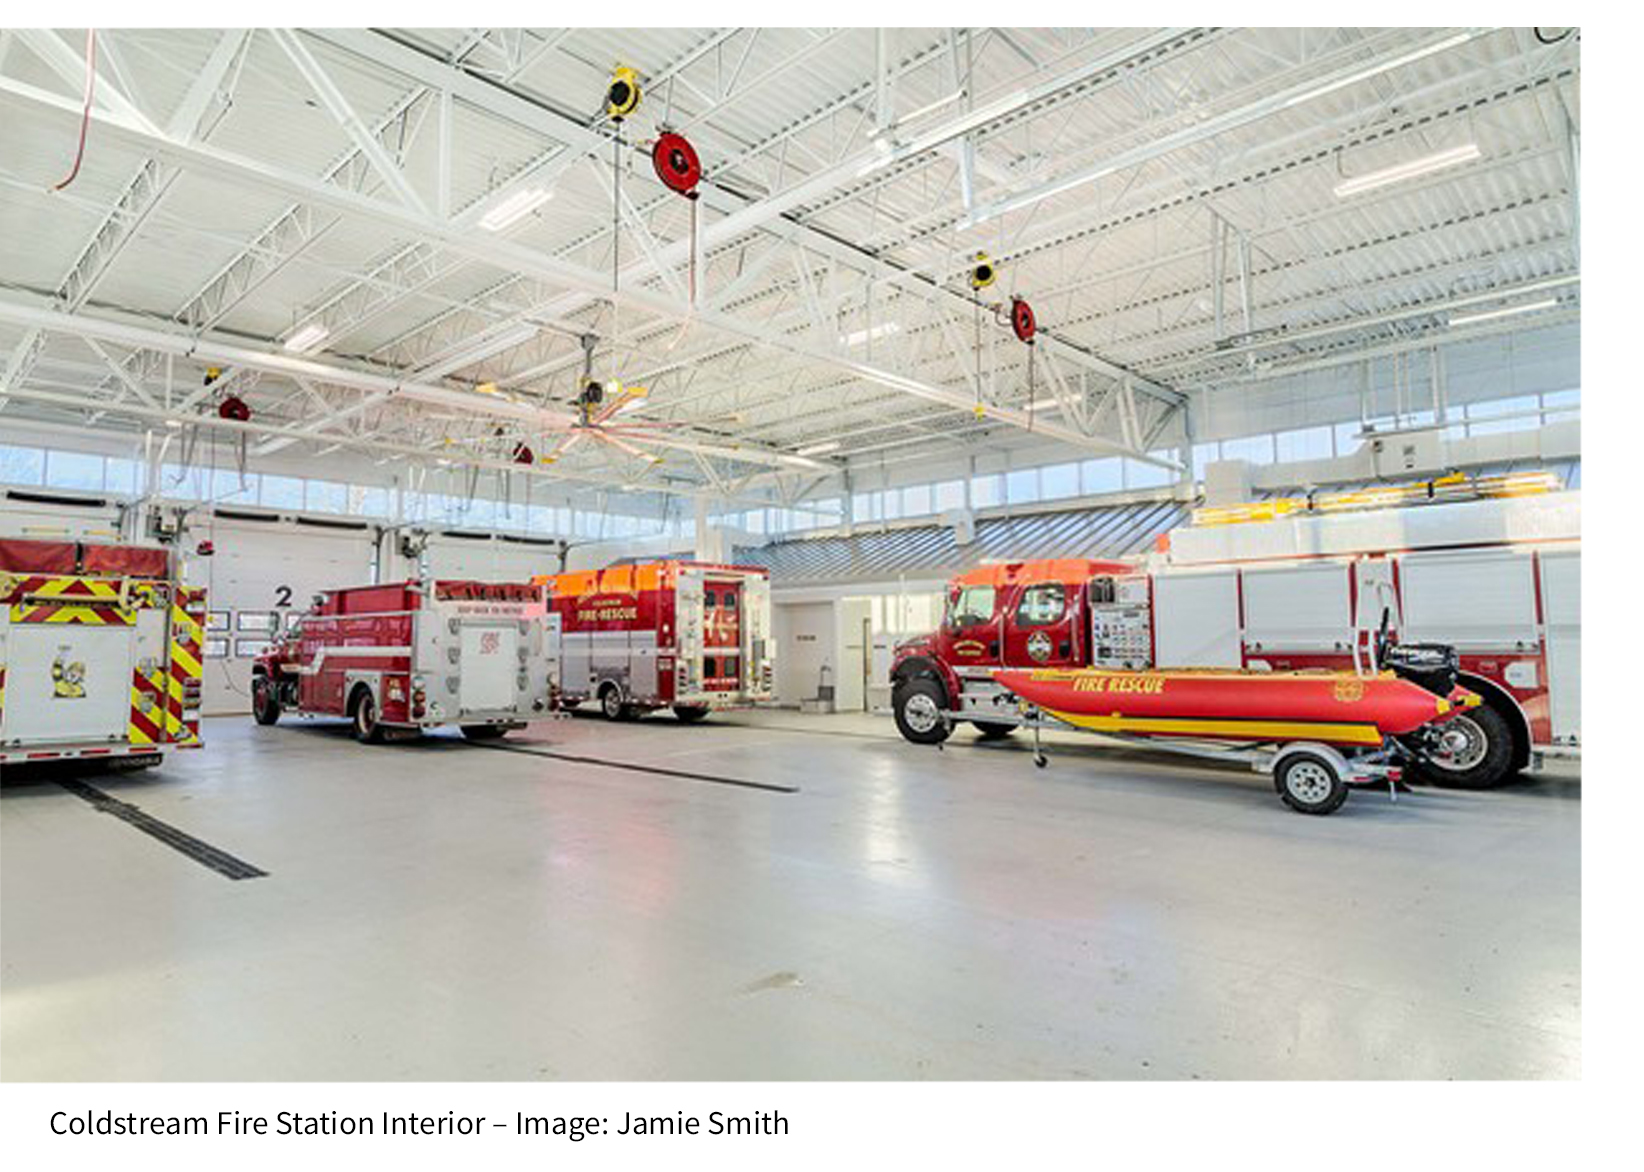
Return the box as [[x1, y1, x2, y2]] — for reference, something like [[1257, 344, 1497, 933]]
[[1, 710, 1579, 1080]]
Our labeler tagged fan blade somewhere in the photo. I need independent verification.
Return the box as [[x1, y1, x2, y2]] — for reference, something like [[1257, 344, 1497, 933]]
[[599, 431, 666, 465]]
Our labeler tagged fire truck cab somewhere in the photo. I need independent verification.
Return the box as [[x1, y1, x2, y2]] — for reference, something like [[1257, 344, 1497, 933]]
[[536, 561, 773, 721], [1, 537, 206, 768], [251, 579, 559, 742], [890, 558, 1139, 741]]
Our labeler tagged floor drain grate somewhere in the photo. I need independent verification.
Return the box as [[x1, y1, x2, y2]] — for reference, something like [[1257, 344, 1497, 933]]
[[59, 779, 268, 881]]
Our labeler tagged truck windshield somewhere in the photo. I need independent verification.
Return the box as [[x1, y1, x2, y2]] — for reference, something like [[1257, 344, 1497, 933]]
[[947, 585, 996, 629]]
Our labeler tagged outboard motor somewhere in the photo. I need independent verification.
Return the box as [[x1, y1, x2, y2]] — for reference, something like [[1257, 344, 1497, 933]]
[[1382, 641, 1460, 698]]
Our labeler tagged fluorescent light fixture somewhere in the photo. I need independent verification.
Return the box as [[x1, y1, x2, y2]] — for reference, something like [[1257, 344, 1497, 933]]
[[897, 89, 966, 126], [479, 187, 552, 232], [796, 440, 841, 457], [282, 323, 329, 353], [960, 30, 1487, 230], [1023, 397, 1060, 413], [1448, 297, 1561, 328], [1334, 143, 1481, 198], [776, 453, 828, 470], [164, 417, 183, 429], [840, 321, 902, 348]]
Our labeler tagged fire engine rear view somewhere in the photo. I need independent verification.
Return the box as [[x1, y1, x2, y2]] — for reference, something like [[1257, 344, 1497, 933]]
[[534, 561, 773, 721], [1, 538, 205, 768], [250, 579, 560, 742]]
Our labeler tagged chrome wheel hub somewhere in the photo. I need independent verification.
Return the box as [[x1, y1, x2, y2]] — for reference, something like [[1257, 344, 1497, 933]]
[[1431, 715, 1488, 771], [903, 692, 941, 734]]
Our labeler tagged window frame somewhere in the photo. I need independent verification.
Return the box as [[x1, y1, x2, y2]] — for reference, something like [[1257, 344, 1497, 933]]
[[1013, 582, 1068, 628]]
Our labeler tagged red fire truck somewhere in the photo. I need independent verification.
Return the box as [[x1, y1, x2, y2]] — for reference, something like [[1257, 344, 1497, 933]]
[[534, 561, 773, 721], [250, 579, 560, 742], [1, 537, 206, 768], [890, 475, 1580, 790]]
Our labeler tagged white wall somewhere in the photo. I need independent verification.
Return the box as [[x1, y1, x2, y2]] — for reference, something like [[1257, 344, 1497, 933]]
[[178, 515, 377, 715], [773, 601, 837, 706], [1195, 321, 1578, 443], [0, 491, 125, 541], [423, 533, 561, 581]]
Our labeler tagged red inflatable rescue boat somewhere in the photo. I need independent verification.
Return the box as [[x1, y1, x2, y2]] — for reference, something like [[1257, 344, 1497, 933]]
[[993, 667, 1480, 748]]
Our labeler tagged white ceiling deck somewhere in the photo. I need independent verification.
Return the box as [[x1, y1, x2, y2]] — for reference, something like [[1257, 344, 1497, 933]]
[[0, 27, 1580, 512]]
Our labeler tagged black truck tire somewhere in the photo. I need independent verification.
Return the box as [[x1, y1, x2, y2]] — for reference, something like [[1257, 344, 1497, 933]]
[[460, 724, 508, 740], [252, 676, 281, 726], [1275, 752, 1350, 815], [893, 678, 951, 745], [350, 687, 385, 744], [1405, 704, 1514, 790], [674, 705, 711, 723]]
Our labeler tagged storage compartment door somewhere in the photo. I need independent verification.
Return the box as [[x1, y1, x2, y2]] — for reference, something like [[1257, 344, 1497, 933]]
[[457, 623, 518, 714], [1241, 563, 1353, 655], [1539, 550, 1580, 741], [1398, 550, 1540, 652], [1152, 570, 1241, 667], [1, 624, 135, 745]]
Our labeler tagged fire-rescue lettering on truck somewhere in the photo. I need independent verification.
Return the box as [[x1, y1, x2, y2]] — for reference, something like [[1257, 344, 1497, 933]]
[[250, 579, 560, 742], [534, 561, 773, 722], [890, 477, 1580, 790], [0, 538, 205, 768]]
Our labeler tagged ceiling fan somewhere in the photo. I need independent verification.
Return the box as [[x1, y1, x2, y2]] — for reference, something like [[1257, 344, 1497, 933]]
[[536, 333, 684, 467]]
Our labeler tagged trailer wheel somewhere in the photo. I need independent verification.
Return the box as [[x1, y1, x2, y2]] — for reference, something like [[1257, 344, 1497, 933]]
[[599, 682, 632, 722], [1404, 706, 1513, 790], [460, 724, 507, 740], [252, 676, 281, 726], [893, 678, 951, 745], [349, 686, 385, 744], [972, 721, 1015, 740], [1275, 752, 1349, 815], [673, 705, 711, 723]]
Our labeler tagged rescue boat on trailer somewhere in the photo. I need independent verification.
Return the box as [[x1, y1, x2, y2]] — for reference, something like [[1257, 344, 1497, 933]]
[[992, 667, 1481, 748], [981, 663, 1482, 815]]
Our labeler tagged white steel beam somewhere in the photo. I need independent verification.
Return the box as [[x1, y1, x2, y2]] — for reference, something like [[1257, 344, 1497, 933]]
[[313, 27, 1189, 410], [0, 70, 1174, 465], [0, 291, 828, 477], [271, 29, 430, 217], [960, 28, 1492, 227], [16, 28, 159, 134]]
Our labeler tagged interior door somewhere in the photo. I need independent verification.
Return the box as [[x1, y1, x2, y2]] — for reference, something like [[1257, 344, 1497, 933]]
[[703, 579, 742, 691], [1002, 580, 1080, 667], [935, 581, 1003, 668]]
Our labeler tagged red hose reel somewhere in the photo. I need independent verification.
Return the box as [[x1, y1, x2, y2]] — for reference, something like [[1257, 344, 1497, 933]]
[[652, 131, 702, 198], [1010, 297, 1037, 344], [217, 395, 251, 422]]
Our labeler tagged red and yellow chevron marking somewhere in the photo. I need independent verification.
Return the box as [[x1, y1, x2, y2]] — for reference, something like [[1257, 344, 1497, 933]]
[[10, 577, 132, 625], [129, 664, 164, 745], [167, 599, 204, 746]]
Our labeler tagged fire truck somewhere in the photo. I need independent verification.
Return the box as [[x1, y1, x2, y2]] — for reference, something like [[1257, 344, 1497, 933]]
[[891, 473, 1579, 790], [250, 579, 560, 742], [1, 538, 206, 768], [535, 561, 773, 721]]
